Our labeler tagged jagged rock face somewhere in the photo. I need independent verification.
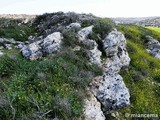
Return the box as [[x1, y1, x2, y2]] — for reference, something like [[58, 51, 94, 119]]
[[21, 32, 63, 60], [103, 30, 126, 57], [78, 26, 93, 41], [78, 26, 102, 66], [89, 30, 130, 114], [146, 36, 160, 59]]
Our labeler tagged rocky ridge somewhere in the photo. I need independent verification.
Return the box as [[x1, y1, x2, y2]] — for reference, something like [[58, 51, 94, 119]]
[[0, 12, 130, 119]]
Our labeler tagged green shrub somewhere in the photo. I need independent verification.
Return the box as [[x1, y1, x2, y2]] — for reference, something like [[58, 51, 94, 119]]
[[0, 47, 102, 119], [0, 18, 39, 41], [92, 18, 115, 39]]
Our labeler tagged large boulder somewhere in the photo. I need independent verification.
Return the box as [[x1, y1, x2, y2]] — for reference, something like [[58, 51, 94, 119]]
[[78, 26, 102, 66], [41, 32, 63, 54], [78, 25, 93, 41], [21, 42, 42, 60], [103, 30, 126, 57], [21, 32, 63, 60], [97, 73, 130, 112]]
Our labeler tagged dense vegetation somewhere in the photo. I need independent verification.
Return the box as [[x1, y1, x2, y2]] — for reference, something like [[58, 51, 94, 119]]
[[117, 24, 160, 119], [0, 49, 102, 119], [0, 16, 113, 119], [0, 13, 160, 119], [0, 18, 38, 41]]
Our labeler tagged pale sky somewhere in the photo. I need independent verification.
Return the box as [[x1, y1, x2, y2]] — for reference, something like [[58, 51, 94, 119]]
[[0, 0, 159, 17]]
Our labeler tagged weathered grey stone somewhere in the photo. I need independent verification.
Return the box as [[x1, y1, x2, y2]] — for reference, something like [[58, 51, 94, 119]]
[[65, 23, 81, 32], [78, 26, 93, 41], [77, 26, 102, 66], [146, 36, 160, 59], [0, 38, 16, 44], [21, 42, 42, 60], [97, 73, 130, 112], [103, 30, 126, 57], [72, 46, 81, 51], [15, 43, 26, 49], [5, 44, 12, 50], [21, 32, 63, 60], [87, 40, 102, 66], [89, 30, 130, 114], [83, 91, 105, 120]]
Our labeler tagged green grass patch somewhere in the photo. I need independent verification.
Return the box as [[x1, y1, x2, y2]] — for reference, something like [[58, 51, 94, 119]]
[[116, 24, 160, 119], [146, 26, 160, 34], [0, 24, 37, 41], [0, 48, 102, 119]]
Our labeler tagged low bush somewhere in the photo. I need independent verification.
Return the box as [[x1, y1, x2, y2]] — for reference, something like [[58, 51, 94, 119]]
[[0, 48, 102, 119]]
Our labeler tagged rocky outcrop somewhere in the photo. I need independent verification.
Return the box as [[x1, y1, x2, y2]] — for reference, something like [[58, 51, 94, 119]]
[[87, 30, 130, 116], [146, 36, 160, 59], [64, 22, 81, 32], [78, 26, 102, 66], [18, 12, 130, 119], [21, 32, 63, 60], [78, 26, 93, 41]]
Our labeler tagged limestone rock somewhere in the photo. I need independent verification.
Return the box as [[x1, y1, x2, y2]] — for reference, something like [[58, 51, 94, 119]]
[[0, 38, 27, 50], [41, 32, 63, 54], [65, 23, 81, 32], [146, 36, 160, 59], [87, 40, 102, 66], [21, 42, 42, 60], [103, 30, 126, 57], [21, 32, 63, 60], [89, 30, 130, 114], [97, 73, 130, 113], [83, 91, 105, 120], [78, 26, 102, 66], [78, 26, 93, 41]]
